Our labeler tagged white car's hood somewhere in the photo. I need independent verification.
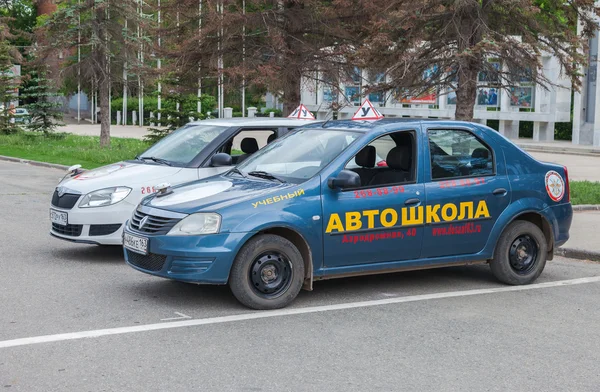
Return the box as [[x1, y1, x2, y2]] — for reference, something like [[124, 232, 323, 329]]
[[58, 161, 184, 194]]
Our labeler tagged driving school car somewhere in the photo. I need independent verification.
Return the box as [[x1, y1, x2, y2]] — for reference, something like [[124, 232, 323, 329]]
[[123, 119, 572, 310], [50, 118, 318, 245]]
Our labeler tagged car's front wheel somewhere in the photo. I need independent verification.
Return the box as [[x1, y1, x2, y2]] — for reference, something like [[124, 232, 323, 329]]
[[229, 234, 305, 310], [490, 220, 548, 285]]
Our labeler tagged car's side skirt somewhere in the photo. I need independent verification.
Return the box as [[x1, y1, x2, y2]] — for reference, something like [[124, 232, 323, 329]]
[[315, 256, 491, 281]]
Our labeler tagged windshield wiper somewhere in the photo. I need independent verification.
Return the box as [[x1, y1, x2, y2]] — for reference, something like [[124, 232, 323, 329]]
[[136, 156, 173, 166], [229, 167, 247, 178], [248, 170, 286, 183]]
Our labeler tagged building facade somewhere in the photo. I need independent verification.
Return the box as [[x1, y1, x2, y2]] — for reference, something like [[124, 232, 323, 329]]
[[301, 55, 572, 142], [572, 6, 600, 146]]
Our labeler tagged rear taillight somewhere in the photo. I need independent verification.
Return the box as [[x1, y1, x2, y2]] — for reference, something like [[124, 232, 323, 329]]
[[563, 165, 570, 202]]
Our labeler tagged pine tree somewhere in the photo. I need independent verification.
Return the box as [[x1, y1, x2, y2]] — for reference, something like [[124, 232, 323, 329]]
[[0, 17, 21, 134], [22, 71, 64, 134], [40, 0, 148, 146]]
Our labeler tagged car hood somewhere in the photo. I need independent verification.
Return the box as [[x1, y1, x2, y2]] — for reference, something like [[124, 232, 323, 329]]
[[58, 161, 184, 194], [143, 175, 293, 214]]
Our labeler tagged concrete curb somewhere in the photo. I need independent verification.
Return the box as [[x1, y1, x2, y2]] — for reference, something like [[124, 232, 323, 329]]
[[519, 145, 600, 157], [0, 155, 69, 171], [556, 247, 600, 262], [573, 205, 600, 211]]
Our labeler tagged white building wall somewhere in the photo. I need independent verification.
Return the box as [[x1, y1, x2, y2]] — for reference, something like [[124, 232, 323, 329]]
[[572, 1, 600, 146], [302, 55, 573, 142]]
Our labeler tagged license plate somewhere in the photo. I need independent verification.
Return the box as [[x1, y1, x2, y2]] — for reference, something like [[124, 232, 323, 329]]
[[124, 232, 148, 255], [50, 209, 68, 226]]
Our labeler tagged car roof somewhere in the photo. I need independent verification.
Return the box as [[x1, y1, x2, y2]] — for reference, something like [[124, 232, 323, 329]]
[[186, 118, 321, 127], [299, 118, 482, 133]]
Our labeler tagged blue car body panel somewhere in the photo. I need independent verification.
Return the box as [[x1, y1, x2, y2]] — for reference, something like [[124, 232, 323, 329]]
[[124, 119, 573, 285]]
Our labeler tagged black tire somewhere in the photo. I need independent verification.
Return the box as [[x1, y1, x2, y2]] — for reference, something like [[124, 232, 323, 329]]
[[490, 220, 548, 285], [229, 234, 305, 310]]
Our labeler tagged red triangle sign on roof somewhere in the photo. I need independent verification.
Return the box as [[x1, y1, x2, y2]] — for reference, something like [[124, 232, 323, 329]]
[[287, 104, 316, 120], [351, 99, 384, 120]]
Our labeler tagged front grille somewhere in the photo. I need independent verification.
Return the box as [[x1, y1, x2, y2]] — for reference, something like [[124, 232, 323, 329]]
[[129, 209, 181, 235], [126, 250, 167, 271], [52, 223, 83, 237], [89, 224, 122, 236], [51, 190, 81, 210]]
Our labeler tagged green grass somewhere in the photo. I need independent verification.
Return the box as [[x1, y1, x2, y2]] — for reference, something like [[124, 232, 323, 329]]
[[571, 181, 600, 206], [0, 132, 151, 169]]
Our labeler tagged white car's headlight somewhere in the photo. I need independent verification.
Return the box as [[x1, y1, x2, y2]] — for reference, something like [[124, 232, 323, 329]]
[[167, 213, 221, 236], [79, 187, 132, 208]]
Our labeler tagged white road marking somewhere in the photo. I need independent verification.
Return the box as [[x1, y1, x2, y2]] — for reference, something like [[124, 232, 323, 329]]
[[160, 312, 191, 321], [1, 276, 599, 349]]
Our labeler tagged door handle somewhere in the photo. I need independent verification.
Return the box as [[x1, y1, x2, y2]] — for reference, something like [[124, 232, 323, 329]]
[[492, 188, 507, 196], [404, 198, 421, 206]]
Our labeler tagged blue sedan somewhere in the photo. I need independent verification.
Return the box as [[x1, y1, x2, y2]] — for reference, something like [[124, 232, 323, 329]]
[[123, 119, 572, 309]]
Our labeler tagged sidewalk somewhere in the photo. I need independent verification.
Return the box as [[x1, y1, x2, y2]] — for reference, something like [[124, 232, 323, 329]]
[[557, 210, 600, 262], [58, 124, 150, 139], [516, 139, 600, 156]]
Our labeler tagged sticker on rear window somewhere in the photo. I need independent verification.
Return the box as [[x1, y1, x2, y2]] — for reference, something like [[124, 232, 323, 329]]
[[545, 171, 565, 202]]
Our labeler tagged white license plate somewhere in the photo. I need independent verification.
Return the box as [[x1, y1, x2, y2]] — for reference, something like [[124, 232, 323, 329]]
[[124, 232, 148, 255], [50, 209, 68, 226]]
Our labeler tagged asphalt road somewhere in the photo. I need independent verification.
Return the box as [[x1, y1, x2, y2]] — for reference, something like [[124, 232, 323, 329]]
[[1, 160, 600, 392]]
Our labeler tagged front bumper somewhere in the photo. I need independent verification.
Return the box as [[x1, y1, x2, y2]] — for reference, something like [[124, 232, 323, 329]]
[[50, 199, 137, 245], [123, 226, 251, 284]]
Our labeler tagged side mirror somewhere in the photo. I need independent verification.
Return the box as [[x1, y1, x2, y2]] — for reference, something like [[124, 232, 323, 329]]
[[328, 169, 361, 190], [210, 153, 232, 167]]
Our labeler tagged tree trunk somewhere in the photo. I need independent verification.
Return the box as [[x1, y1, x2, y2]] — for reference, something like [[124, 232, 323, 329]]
[[454, 9, 483, 122], [454, 66, 478, 121], [99, 74, 111, 147], [282, 76, 301, 117]]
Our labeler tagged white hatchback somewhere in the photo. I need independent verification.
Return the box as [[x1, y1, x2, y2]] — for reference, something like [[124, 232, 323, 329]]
[[49, 118, 319, 245]]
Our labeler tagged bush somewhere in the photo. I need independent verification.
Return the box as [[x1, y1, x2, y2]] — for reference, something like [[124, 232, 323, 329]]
[[487, 120, 499, 131], [111, 94, 217, 126], [144, 93, 218, 143], [519, 121, 533, 138], [256, 108, 282, 117], [555, 122, 572, 141]]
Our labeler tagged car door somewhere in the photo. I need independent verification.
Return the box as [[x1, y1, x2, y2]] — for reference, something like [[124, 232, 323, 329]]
[[321, 128, 425, 268], [422, 126, 511, 258]]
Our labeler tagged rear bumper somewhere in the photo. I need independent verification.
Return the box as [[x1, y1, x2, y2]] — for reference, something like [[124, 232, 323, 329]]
[[544, 203, 572, 249]]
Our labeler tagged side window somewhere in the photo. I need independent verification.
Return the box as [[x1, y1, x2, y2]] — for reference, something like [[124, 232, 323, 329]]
[[231, 130, 275, 155], [428, 129, 493, 180], [222, 129, 276, 164], [345, 131, 415, 188]]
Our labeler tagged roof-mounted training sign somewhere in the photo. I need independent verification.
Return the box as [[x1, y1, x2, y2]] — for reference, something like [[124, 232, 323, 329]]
[[287, 104, 316, 120], [351, 99, 384, 120]]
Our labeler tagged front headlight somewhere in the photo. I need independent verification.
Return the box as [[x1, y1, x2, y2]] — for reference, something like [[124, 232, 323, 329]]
[[79, 187, 132, 208], [167, 213, 221, 236]]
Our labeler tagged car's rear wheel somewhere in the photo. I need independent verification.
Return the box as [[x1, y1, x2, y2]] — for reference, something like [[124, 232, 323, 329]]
[[229, 234, 304, 310], [490, 220, 548, 285]]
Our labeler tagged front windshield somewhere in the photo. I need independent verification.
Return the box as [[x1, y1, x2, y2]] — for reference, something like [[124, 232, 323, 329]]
[[236, 128, 361, 183], [139, 124, 228, 166]]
